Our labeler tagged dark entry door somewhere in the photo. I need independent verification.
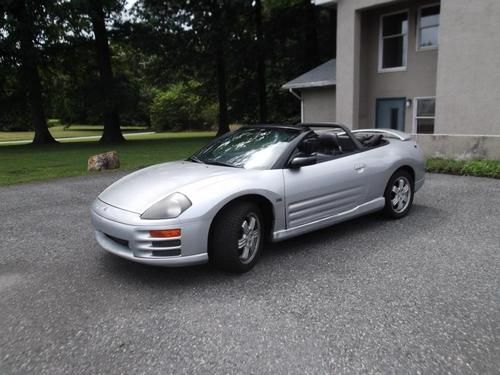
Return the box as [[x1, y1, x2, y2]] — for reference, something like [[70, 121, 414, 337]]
[[376, 98, 406, 131]]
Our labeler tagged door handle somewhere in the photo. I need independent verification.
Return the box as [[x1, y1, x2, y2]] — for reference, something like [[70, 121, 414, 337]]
[[354, 163, 366, 171]]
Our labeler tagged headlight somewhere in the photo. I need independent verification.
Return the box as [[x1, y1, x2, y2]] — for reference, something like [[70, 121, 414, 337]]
[[141, 193, 192, 220]]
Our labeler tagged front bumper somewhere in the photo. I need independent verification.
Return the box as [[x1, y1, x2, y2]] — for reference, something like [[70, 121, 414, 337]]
[[90, 199, 209, 267]]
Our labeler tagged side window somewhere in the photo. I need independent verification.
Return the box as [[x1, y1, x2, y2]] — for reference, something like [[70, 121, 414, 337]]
[[413, 97, 436, 134], [417, 5, 440, 50], [379, 11, 408, 71], [292, 132, 356, 165]]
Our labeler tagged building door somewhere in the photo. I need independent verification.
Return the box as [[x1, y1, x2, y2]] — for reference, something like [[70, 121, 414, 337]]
[[376, 98, 406, 131]]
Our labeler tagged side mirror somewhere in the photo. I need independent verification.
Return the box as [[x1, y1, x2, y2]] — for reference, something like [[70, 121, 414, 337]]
[[289, 155, 317, 169]]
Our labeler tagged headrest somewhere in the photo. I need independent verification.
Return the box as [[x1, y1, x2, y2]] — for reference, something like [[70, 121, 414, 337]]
[[297, 137, 320, 154], [318, 132, 340, 149]]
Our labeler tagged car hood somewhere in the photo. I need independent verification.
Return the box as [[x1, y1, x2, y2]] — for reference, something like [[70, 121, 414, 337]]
[[98, 161, 244, 214]]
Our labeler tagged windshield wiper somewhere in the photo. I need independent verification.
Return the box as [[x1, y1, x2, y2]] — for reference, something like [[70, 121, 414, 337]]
[[187, 155, 205, 164], [205, 160, 238, 168]]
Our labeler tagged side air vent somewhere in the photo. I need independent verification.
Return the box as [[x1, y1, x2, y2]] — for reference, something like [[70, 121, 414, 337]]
[[104, 233, 129, 247]]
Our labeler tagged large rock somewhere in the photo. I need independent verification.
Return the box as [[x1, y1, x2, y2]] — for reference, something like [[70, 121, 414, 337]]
[[88, 151, 120, 172]]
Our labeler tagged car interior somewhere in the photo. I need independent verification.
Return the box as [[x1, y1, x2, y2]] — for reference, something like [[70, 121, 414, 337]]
[[294, 130, 387, 164]]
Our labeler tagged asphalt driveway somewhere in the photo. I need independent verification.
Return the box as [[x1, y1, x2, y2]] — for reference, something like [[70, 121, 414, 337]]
[[0, 172, 499, 374]]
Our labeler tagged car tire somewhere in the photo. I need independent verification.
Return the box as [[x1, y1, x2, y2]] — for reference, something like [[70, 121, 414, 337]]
[[209, 202, 264, 273], [383, 169, 414, 219]]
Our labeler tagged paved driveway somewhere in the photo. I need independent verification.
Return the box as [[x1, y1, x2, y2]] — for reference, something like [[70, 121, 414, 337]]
[[0, 173, 499, 374]]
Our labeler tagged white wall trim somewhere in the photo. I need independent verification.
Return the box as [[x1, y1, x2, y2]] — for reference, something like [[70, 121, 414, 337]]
[[301, 98, 304, 122], [414, 133, 500, 138]]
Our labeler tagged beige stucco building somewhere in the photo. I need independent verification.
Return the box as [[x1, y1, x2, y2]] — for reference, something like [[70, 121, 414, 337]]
[[284, 0, 500, 159]]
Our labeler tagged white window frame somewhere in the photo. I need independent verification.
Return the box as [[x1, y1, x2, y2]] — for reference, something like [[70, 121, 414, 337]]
[[378, 9, 409, 73], [412, 96, 436, 134], [416, 3, 440, 51]]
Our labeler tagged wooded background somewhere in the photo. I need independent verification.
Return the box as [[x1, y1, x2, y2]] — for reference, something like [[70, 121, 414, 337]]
[[0, 0, 336, 143]]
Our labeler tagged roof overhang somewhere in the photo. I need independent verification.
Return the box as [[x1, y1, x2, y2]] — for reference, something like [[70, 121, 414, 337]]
[[282, 59, 337, 91], [282, 81, 336, 90]]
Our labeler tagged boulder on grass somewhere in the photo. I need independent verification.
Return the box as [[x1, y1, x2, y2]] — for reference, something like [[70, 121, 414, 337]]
[[88, 151, 120, 172]]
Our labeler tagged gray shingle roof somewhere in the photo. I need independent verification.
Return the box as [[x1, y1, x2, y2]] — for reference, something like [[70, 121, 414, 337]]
[[282, 59, 336, 90]]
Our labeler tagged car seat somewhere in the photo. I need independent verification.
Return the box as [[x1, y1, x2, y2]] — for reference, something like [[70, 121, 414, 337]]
[[318, 132, 342, 155]]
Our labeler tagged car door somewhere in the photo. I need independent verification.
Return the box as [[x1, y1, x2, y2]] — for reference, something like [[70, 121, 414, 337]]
[[283, 153, 370, 229]]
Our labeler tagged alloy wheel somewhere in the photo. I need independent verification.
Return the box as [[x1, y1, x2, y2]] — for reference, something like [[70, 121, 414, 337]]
[[390, 176, 411, 213], [237, 213, 261, 264]]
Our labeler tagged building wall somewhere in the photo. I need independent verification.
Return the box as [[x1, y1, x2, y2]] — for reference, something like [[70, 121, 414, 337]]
[[336, 0, 500, 136], [415, 134, 500, 160], [336, 0, 400, 129], [302, 87, 336, 123], [358, 0, 438, 132], [435, 0, 500, 135], [332, 0, 500, 159]]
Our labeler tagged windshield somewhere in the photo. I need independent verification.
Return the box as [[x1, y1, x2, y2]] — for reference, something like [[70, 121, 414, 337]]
[[190, 127, 300, 169]]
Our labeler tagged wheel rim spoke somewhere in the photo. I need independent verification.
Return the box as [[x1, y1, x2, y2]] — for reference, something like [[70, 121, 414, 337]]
[[397, 200, 404, 210], [241, 245, 250, 260], [241, 221, 249, 233], [238, 238, 246, 249], [248, 217, 256, 231], [391, 197, 399, 206]]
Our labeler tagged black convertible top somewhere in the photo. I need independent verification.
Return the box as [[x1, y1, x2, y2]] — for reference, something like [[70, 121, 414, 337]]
[[244, 122, 353, 133]]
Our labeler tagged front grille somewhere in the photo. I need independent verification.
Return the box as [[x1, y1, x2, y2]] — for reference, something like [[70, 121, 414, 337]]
[[104, 233, 129, 247]]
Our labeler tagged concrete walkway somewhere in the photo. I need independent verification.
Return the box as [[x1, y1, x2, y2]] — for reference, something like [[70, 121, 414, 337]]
[[0, 131, 155, 145]]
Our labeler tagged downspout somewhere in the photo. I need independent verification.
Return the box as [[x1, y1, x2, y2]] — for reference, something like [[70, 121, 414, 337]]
[[288, 88, 304, 123]]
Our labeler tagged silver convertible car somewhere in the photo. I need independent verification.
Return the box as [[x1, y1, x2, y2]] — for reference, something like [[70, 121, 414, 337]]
[[91, 123, 425, 273]]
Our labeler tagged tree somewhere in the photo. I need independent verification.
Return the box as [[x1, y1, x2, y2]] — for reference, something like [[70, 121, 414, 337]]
[[1, 0, 57, 144], [303, 0, 319, 70], [87, 0, 125, 143], [254, 0, 267, 123], [211, 1, 229, 135], [135, 0, 233, 136]]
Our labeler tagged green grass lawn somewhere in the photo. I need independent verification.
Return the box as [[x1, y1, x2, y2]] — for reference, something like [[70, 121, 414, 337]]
[[0, 132, 214, 185], [0, 125, 149, 142]]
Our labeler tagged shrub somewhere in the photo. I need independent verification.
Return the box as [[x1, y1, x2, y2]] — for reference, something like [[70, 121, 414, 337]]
[[150, 81, 216, 132], [426, 158, 500, 179]]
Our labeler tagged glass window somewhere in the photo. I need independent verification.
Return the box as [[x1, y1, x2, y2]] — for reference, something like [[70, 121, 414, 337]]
[[191, 127, 300, 169], [380, 12, 408, 70], [418, 5, 440, 49], [415, 98, 436, 134]]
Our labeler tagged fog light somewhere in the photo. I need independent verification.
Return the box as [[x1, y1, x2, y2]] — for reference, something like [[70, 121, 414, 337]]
[[149, 229, 181, 238]]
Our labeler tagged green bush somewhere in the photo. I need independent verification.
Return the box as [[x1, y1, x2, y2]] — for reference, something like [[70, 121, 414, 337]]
[[150, 81, 217, 132], [426, 158, 500, 179]]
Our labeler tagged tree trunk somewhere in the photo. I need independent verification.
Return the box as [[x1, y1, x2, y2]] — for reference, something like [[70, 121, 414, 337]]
[[304, 0, 320, 70], [329, 8, 337, 59], [89, 0, 124, 143], [213, 2, 229, 136], [215, 42, 229, 136], [14, 1, 57, 145], [255, 0, 267, 123]]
